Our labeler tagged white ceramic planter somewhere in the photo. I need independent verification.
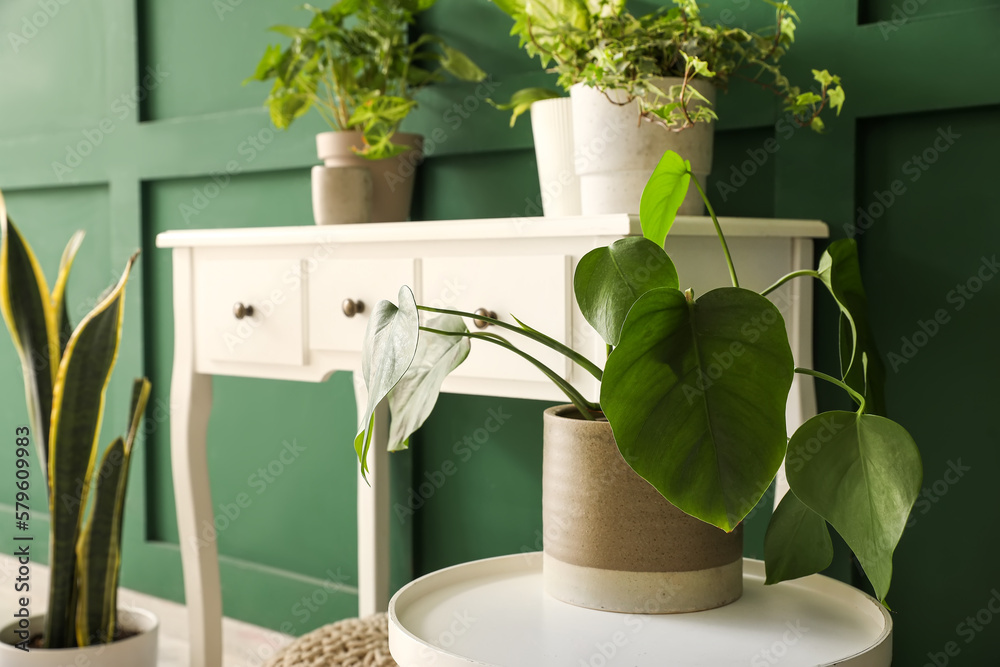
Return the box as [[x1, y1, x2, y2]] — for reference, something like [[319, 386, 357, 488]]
[[311, 165, 372, 225], [0, 609, 158, 667], [570, 78, 716, 216], [542, 405, 743, 613], [316, 131, 423, 223], [530, 97, 582, 217]]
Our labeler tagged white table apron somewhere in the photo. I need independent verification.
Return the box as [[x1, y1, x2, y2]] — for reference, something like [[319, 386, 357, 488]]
[[157, 215, 829, 667], [388, 554, 892, 667]]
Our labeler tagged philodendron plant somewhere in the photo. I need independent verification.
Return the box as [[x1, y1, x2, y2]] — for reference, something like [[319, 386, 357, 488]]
[[355, 152, 923, 604], [0, 192, 150, 649]]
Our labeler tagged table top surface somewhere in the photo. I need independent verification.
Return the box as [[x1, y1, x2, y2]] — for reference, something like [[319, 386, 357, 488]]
[[388, 553, 891, 667]]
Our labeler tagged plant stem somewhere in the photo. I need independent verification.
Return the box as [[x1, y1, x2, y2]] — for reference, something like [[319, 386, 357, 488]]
[[759, 269, 820, 297], [420, 326, 601, 419], [690, 175, 739, 288], [794, 367, 866, 414], [417, 305, 604, 381]]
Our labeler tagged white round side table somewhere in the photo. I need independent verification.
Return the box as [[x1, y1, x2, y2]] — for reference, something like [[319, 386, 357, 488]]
[[388, 553, 891, 667]]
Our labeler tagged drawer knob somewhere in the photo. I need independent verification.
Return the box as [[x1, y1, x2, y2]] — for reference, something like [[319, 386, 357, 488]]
[[233, 302, 254, 320], [472, 308, 497, 329], [342, 298, 366, 318]]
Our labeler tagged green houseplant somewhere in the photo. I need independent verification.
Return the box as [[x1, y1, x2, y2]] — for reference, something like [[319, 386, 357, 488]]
[[354, 151, 921, 610], [0, 192, 154, 662], [491, 0, 845, 216], [247, 0, 486, 224]]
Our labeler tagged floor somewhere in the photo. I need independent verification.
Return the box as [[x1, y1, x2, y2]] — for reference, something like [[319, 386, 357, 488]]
[[0, 554, 293, 666]]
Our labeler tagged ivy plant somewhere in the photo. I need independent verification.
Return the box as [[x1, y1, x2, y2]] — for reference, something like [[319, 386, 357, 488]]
[[246, 0, 486, 159], [491, 0, 845, 131], [354, 150, 921, 605]]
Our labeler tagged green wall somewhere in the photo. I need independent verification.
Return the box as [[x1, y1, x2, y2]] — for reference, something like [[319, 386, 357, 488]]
[[1, 1, 998, 664]]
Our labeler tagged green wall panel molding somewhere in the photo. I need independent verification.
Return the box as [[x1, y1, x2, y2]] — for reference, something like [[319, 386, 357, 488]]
[[859, 0, 1000, 24], [856, 104, 1000, 664], [1, 0, 998, 659]]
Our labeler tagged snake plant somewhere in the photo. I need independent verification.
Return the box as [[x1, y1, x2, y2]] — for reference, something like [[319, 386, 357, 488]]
[[0, 191, 151, 649]]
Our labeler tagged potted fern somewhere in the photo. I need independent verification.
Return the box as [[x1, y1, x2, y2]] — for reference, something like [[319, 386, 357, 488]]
[[492, 0, 845, 217], [247, 0, 486, 224], [0, 193, 155, 665], [353, 151, 920, 613]]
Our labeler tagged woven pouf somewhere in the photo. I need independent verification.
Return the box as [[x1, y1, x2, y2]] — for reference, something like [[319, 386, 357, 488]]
[[265, 613, 398, 667]]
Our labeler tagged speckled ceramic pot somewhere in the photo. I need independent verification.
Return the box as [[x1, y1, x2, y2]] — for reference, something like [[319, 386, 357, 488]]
[[315, 131, 423, 223], [542, 405, 743, 613]]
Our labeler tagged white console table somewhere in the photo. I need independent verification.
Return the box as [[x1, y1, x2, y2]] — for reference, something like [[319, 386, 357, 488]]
[[156, 214, 828, 667]]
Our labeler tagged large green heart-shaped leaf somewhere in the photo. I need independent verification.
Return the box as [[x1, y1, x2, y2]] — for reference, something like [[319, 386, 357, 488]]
[[764, 491, 833, 585], [817, 239, 886, 415], [388, 314, 470, 451], [355, 287, 419, 478], [574, 237, 678, 346], [786, 411, 922, 602], [602, 287, 794, 531], [639, 150, 691, 248]]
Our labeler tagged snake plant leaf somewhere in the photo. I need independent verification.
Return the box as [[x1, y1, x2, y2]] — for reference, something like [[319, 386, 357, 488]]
[[816, 239, 887, 415], [388, 315, 470, 452], [0, 201, 60, 476], [45, 252, 137, 649], [76, 437, 124, 646], [639, 150, 691, 248], [53, 230, 86, 355], [355, 287, 419, 479], [77, 377, 150, 646], [786, 411, 922, 602], [764, 491, 833, 585], [574, 237, 679, 346], [602, 287, 794, 532]]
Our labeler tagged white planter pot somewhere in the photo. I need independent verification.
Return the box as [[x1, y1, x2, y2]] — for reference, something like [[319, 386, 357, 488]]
[[530, 97, 582, 217], [570, 78, 716, 216], [311, 166, 372, 225], [0, 609, 158, 667], [316, 131, 423, 223]]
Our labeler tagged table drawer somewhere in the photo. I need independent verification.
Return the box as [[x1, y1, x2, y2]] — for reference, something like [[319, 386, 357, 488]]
[[194, 258, 305, 367], [421, 254, 571, 383], [309, 258, 416, 352]]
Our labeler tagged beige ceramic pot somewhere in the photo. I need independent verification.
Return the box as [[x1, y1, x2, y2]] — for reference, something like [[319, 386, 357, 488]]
[[0, 609, 158, 666], [570, 77, 715, 216], [542, 405, 743, 613], [315, 131, 423, 223]]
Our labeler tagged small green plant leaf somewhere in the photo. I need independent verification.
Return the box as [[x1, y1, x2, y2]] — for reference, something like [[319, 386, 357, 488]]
[[573, 237, 678, 346], [490, 0, 525, 16], [355, 287, 420, 478], [639, 150, 691, 248], [828, 85, 846, 115], [602, 287, 794, 532], [816, 239, 886, 415], [388, 314, 471, 451], [764, 491, 833, 585], [490, 87, 562, 126], [786, 411, 922, 602], [440, 45, 487, 82]]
